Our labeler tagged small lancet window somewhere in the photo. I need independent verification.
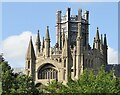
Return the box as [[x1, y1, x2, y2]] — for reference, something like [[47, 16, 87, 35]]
[[64, 59, 66, 67], [59, 58, 62, 62], [28, 60, 30, 69]]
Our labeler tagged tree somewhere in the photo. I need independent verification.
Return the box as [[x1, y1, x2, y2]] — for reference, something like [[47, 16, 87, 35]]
[[11, 75, 39, 95], [43, 80, 67, 93], [44, 67, 120, 94], [0, 61, 39, 95], [1, 61, 14, 95], [1, 60, 120, 94]]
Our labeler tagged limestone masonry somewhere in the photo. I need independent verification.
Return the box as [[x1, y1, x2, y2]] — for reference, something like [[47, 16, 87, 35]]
[[25, 8, 108, 85]]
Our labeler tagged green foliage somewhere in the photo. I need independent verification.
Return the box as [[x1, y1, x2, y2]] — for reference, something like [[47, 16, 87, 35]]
[[1, 61, 120, 94], [43, 80, 67, 94], [11, 75, 39, 95], [1, 61, 14, 95], [0, 61, 39, 95], [44, 67, 120, 94]]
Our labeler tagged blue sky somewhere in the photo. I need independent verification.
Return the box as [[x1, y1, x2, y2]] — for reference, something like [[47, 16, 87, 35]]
[[1, 2, 119, 67], [2, 2, 118, 49]]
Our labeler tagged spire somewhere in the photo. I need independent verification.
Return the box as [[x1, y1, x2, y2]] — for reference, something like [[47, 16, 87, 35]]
[[36, 30, 41, 53], [45, 26, 50, 58], [45, 26, 50, 40], [42, 37, 45, 52], [103, 34, 108, 64], [100, 34, 103, 53], [104, 34, 107, 46], [93, 37, 95, 49], [94, 27, 100, 50], [94, 37, 95, 43], [26, 36, 36, 60], [95, 27, 100, 40], [101, 34, 103, 45]]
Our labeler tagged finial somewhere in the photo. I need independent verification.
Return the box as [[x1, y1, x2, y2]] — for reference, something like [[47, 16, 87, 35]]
[[94, 37, 96, 42], [30, 36, 32, 40], [78, 8, 82, 12], [38, 30, 39, 33], [104, 34, 106, 37], [97, 27, 99, 30], [104, 34, 107, 46], [66, 7, 71, 11], [57, 10, 61, 13], [95, 27, 100, 40], [47, 26, 49, 29], [85, 10, 89, 14], [101, 34, 103, 39], [78, 8, 82, 14], [45, 26, 50, 40]]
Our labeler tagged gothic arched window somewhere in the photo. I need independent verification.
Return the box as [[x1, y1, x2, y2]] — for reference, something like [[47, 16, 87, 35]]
[[38, 63, 58, 80]]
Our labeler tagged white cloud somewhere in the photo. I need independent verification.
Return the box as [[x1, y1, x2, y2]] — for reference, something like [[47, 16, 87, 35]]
[[108, 46, 119, 64], [0, 32, 119, 68], [1, 31, 36, 68]]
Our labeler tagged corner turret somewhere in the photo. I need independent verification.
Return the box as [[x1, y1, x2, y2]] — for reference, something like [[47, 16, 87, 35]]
[[56, 10, 62, 50], [25, 36, 36, 81], [76, 22, 83, 79], [26, 36, 36, 60]]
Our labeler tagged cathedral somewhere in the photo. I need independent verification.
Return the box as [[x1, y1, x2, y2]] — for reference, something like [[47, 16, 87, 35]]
[[25, 8, 108, 85]]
